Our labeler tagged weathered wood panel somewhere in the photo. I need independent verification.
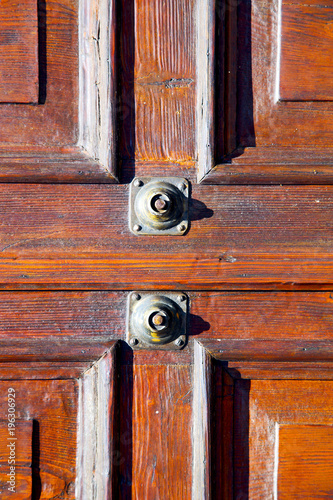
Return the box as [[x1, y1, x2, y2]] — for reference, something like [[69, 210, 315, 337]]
[[0, 0, 78, 146], [207, 0, 333, 181], [0, 185, 331, 289], [118, 355, 192, 499], [0, 420, 32, 499], [0, 379, 77, 499], [119, 0, 196, 181], [204, 349, 333, 499], [280, 0, 333, 101], [0, 0, 38, 103], [278, 425, 333, 499]]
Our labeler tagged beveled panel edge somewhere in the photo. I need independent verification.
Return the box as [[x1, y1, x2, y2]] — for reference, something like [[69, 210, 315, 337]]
[[0, 0, 118, 184], [198, 339, 333, 364], [198, 1, 333, 185], [78, 0, 118, 182], [192, 341, 212, 500], [196, 0, 215, 182], [76, 343, 118, 500]]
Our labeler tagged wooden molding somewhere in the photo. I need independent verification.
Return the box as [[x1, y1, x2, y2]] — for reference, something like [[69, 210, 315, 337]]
[[199, 0, 333, 184], [200, 339, 333, 363], [192, 342, 212, 500], [196, 0, 215, 182], [0, 334, 119, 499], [76, 344, 118, 500], [78, 0, 117, 180], [0, 0, 117, 183]]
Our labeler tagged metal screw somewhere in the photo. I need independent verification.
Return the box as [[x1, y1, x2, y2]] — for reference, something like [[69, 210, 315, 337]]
[[175, 337, 184, 347], [177, 223, 186, 232], [133, 224, 142, 232], [150, 310, 169, 330], [133, 178, 143, 187], [154, 198, 167, 211], [177, 294, 186, 303], [152, 313, 165, 326], [129, 337, 139, 347], [132, 293, 141, 301]]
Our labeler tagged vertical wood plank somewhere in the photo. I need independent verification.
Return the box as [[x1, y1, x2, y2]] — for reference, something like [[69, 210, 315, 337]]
[[79, 0, 117, 177], [196, 0, 215, 181], [120, 0, 197, 180], [76, 344, 118, 500], [192, 342, 211, 499], [117, 350, 193, 500], [0, 0, 39, 103], [132, 362, 192, 499]]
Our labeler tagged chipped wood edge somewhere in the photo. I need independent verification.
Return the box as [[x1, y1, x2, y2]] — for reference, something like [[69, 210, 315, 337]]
[[196, 0, 215, 182], [192, 341, 212, 500], [79, 0, 117, 180], [76, 343, 118, 500]]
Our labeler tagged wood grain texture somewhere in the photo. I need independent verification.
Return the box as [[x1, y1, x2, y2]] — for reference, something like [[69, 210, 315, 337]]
[[208, 148, 333, 185], [209, 0, 333, 182], [0, 291, 127, 337], [248, 380, 333, 499], [0, 420, 32, 499], [0, 0, 116, 182], [118, 359, 192, 499], [76, 345, 118, 500], [78, 0, 117, 177], [0, 185, 330, 288], [202, 339, 333, 362], [0, 0, 38, 103], [278, 425, 333, 499], [0, 150, 117, 183], [0, 380, 77, 500], [192, 342, 211, 500], [190, 292, 333, 340], [196, 0, 215, 180], [0, 340, 119, 498], [206, 350, 333, 499], [119, 0, 196, 181], [280, 0, 333, 101], [0, 290, 332, 348], [0, 0, 78, 146]]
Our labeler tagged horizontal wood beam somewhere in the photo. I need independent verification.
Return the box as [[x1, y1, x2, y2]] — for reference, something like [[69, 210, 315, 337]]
[[0, 185, 331, 289]]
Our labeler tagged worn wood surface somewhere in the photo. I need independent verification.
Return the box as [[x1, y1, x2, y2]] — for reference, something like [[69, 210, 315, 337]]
[[0, 380, 77, 500], [207, 0, 333, 181], [278, 425, 333, 499], [207, 353, 333, 499], [118, 357, 192, 499], [0, 185, 330, 289], [0, 420, 32, 499], [0, 0, 38, 103], [280, 0, 333, 101], [0, 0, 117, 183], [1, 0, 333, 497], [0, 290, 332, 343], [79, 0, 117, 176], [192, 342, 212, 499], [77, 345, 118, 499], [248, 380, 333, 499], [0, 338, 118, 499], [119, 0, 197, 182], [0, 0, 78, 146], [207, 148, 333, 184], [0, 292, 331, 498]]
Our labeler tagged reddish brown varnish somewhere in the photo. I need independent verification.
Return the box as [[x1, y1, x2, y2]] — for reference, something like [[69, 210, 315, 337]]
[[0, 0, 332, 497], [0, 0, 38, 103]]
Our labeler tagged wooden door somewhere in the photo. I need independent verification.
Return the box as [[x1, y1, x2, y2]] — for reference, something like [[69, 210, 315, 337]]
[[0, 0, 332, 498]]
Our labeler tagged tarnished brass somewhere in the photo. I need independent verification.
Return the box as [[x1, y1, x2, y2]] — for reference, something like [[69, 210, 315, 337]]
[[129, 177, 189, 235], [126, 292, 188, 350]]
